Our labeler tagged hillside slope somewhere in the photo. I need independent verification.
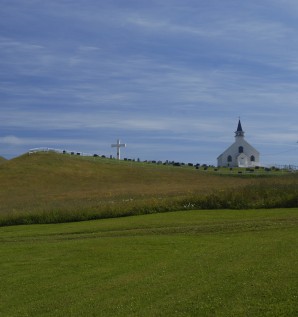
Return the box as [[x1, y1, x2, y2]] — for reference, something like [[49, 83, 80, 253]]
[[0, 152, 250, 210], [0, 153, 248, 198], [0, 156, 7, 164], [0, 152, 297, 225]]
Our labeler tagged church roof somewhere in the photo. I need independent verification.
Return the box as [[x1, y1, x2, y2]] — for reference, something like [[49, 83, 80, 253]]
[[235, 119, 245, 137], [236, 119, 243, 132]]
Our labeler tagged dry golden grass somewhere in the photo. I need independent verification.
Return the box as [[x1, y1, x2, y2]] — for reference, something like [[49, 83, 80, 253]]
[[0, 156, 7, 164], [0, 152, 297, 226], [0, 152, 255, 212]]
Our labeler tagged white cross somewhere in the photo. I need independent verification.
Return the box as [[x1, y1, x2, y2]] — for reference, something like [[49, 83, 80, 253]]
[[111, 139, 126, 160]]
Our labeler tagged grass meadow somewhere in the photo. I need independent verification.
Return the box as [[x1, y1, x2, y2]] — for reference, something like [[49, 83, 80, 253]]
[[0, 152, 297, 226], [0, 152, 297, 316], [1, 208, 297, 316]]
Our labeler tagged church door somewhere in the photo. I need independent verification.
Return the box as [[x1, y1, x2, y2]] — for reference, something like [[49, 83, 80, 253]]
[[237, 154, 248, 167]]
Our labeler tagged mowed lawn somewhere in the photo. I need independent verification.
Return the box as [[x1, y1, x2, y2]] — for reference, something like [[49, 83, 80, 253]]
[[1, 209, 297, 317]]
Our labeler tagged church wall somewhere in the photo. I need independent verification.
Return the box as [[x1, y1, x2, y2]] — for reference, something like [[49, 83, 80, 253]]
[[217, 138, 260, 167]]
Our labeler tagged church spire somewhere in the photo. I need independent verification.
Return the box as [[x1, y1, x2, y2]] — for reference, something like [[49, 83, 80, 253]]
[[235, 119, 244, 137]]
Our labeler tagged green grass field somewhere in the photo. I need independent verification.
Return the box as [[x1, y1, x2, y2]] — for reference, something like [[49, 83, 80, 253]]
[[0, 152, 297, 316], [1, 208, 297, 316]]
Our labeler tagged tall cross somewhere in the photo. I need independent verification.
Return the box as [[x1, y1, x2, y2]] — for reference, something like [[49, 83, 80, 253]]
[[111, 139, 126, 160]]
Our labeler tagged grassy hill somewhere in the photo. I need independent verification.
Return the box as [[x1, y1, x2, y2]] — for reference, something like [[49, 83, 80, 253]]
[[0, 151, 297, 226], [0, 156, 7, 164]]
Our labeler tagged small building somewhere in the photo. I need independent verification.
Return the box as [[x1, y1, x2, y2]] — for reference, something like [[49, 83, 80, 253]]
[[217, 120, 260, 167]]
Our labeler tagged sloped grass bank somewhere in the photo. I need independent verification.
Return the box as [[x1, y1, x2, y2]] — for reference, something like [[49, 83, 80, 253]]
[[0, 209, 297, 317], [0, 156, 7, 164], [0, 152, 297, 226], [0, 181, 297, 226]]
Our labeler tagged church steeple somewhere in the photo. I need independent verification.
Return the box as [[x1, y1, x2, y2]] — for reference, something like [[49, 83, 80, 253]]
[[235, 119, 244, 137]]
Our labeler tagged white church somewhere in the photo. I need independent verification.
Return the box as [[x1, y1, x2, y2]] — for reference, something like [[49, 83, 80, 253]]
[[217, 120, 260, 168]]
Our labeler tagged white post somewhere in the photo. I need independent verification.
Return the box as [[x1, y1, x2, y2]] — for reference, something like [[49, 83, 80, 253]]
[[111, 139, 126, 160]]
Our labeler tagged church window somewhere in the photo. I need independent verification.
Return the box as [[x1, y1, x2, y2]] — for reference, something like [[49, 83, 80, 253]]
[[250, 155, 255, 162], [239, 146, 243, 153], [227, 155, 232, 162]]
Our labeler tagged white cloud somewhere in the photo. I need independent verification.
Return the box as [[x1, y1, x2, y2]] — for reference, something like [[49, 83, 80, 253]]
[[0, 136, 23, 145], [257, 133, 298, 144], [0, 37, 44, 51], [0, 135, 108, 151]]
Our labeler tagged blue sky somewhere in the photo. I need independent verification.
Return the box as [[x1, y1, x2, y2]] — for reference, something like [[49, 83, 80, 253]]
[[1, 0, 298, 165]]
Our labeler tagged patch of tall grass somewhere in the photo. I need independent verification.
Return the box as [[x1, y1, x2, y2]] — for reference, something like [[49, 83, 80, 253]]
[[183, 182, 298, 210], [1, 181, 297, 227]]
